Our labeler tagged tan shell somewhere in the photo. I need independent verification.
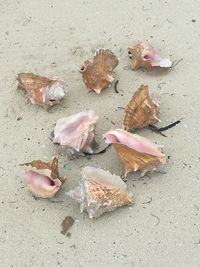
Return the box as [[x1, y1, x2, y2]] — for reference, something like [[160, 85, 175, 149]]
[[123, 85, 159, 131], [128, 41, 172, 70], [17, 73, 65, 109], [67, 166, 133, 218], [80, 49, 119, 93], [128, 42, 153, 70], [113, 143, 165, 177], [20, 157, 63, 198]]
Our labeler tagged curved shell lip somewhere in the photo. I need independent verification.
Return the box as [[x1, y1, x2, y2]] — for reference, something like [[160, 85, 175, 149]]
[[81, 166, 127, 191], [151, 57, 172, 68], [103, 129, 165, 159]]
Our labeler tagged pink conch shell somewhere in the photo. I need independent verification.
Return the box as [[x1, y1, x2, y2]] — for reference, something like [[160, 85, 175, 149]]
[[66, 166, 133, 218], [17, 73, 65, 109], [104, 129, 166, 177], [123, 85, 160, 131], [80, 49, 119, 93], [53, 111, 99, 154], [20, 157, 63, 198], [128, 41, 172, 70]]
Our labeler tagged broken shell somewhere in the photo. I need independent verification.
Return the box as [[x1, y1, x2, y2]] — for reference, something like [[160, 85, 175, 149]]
[[128, 41, 172, 70], [104, 129, 166, 177], [20, 157, 63, 198], [123, 85, 160, 131], [53, 111, 99, 154], [66, 166, 133, 218], [17, 73, 65, 109], [80, 49, 119, 93]]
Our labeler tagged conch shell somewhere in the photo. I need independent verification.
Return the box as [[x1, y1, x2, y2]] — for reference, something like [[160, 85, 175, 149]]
[[80, 49, 119, 93], [17, 73, 65, 109], [66, 166, 133, 218], [123, 85, 160, 131], [104, 129, 166, 177], [53, 111, 99, 154], [20, 157, 63, 198], [128, 41, 172, 70]]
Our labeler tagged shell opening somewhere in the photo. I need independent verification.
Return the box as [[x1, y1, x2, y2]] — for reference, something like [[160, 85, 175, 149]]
[[143, 54, 150, 60], [25, 170, 56, 187], [80, 64, 86, 72]]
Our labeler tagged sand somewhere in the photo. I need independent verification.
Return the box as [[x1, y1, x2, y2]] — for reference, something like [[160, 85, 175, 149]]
[[1, 0, 200, 266]]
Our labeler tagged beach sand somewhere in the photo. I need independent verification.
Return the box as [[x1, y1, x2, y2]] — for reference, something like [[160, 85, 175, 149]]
[[0, 0, 199, 266]]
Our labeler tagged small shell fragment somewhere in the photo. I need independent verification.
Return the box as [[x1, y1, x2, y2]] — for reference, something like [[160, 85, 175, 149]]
[[80, 49, 119, 93], [53, 111, 99, 154], [104, 129, 166, 177], [128, 41, 172, 70], [17, 73, 65, 109], [20, 157, 63, 198], [123, 85, 159, 131], [66, 166, 133, 218]]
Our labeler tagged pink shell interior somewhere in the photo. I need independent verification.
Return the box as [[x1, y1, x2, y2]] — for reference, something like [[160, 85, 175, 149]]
[[53, 111, 98, 146], [142, 47, 172, 68], [104, 129, 165, 158], [25, 170, 57, 188]]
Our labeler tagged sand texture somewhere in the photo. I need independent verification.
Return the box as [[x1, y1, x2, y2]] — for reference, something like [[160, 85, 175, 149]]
[[0, 0, 199, 266]]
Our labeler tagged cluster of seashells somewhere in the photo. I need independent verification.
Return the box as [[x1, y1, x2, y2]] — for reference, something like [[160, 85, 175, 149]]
[[19, 41, 173, 219]]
